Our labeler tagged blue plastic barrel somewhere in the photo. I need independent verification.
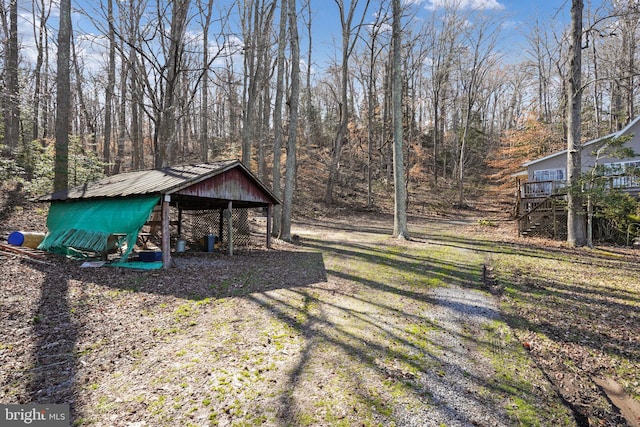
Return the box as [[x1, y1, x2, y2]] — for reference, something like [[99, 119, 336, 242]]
[[7, 231, 24, 246], [206, 234, 217, 252]]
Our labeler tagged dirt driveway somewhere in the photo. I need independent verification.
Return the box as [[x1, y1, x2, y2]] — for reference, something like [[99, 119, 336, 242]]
[[0, 213, 593, 426]]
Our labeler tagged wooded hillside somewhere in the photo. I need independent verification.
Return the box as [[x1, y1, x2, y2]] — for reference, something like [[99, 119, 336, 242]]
[[1, 0, 639, 225]]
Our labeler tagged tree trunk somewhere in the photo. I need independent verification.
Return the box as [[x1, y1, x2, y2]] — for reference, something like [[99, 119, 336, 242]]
[[199, 0, 214, 162], [157, 0, 191, 168], [241, 0, 257, 167], [566, 0, 587, 247], [279, 0, 300, 242], [42, 27, 51, 139], [104, 0, 116, 174], [621, 8, 637, 121], [458, 98, 471, 206], [367, 35, 376, 209], [271, 0, 287, 238], [115, 46, 128, 174], [392, 0, 409, 239], [305, 0, 313, 150], [3, 0, 19, 153], [241, 0, 275, 170], [32, 0, 50, 143], [365, 5, 384, 209], [127, 3, 143, 170], [54, 0, 71, 191]]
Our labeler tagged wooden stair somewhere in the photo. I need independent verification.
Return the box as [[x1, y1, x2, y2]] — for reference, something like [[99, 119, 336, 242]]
[[517, 195, 567, 238]]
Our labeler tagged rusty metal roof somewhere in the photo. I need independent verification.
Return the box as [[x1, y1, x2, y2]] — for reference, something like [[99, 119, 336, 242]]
[[39, 160, 280, 206]]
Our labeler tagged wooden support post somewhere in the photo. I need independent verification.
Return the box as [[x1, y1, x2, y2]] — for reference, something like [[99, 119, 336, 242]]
[[227, 201, 233, 256], [266, 204, 272, 249], [162, 195, 171, 269]]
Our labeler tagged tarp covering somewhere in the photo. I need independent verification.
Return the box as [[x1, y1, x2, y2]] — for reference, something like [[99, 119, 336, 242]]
[[39, 196, 160, 264], [115, 261, 163, 270]]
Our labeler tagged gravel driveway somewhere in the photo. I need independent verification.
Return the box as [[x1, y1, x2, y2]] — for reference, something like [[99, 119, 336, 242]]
[[416, 284, 511, 426]]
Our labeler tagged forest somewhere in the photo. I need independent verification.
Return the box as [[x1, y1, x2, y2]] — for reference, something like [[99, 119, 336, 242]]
[[3, 2, 640, 425], [1, 0, 640, 237]]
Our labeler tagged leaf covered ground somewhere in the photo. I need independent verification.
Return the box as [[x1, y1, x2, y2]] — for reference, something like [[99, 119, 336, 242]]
[[1, 183, 640, 426]]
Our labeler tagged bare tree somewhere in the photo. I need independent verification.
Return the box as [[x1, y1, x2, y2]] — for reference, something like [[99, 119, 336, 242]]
[[303, 0, 313, 149], [115, 41, 129, 174], [3, 0, 19, 153], [566, 0, 587, 246], [70, 33, 97, 152], [156, 0, 192, 168], [324, 0, 371, 204], [54, 0, 71, 191], [271, 0, 287, 238], [197, 0, 215, 162], [362, 2, 388, 208], [456, 11, 502, 206], [392, 0, 409, 239], [616, 0, 639, 124], [424, 5, 460, 186], [279, 0, 300, 241], [126, 1, 144, 170], [101, 0, 116, 174], [524, 18, 558, 123], [240, 0, 276, 170], [30, 0, 51, 142]]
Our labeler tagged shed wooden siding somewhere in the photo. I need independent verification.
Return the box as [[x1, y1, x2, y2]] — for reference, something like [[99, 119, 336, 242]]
[[175, 168, 274, 205]]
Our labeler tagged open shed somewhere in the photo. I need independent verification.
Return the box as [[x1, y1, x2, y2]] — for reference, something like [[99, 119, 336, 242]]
[[37, 160, 280, 268]]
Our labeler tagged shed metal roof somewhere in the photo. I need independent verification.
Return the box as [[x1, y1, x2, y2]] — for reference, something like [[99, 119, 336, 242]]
[[38, 160, 281, 207]]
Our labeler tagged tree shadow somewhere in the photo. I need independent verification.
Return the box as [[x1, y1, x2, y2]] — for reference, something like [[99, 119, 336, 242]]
[[239, 235, 551, 426], [26, 261, 79, 419], [15, 246, 327, 425], [500, 276, 640, 361], [18, 216, 623, 426], [246, 274, 516, 426]]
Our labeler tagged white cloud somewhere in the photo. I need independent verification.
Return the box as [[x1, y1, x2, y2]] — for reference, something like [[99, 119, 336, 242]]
[[425, 0, 505, 11]]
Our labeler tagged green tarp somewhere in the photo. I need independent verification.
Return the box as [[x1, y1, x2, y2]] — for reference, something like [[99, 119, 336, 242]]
[[39, 196, 160, 265]]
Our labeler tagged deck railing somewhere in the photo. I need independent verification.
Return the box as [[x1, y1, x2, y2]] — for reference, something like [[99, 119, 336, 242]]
[[516, 173, 640, 238], [600, 174, 640, 190], [521, 175, 640, 198], [521, 180, 566, 198]]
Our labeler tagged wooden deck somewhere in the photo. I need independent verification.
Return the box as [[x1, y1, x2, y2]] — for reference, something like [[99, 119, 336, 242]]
[[516, 176, 640, 238], [516, 194, 567, 238]]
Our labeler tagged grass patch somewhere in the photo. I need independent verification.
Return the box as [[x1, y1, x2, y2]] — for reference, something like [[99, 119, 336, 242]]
[[489, 236, 640, 422], [480, 320, 574, 426]]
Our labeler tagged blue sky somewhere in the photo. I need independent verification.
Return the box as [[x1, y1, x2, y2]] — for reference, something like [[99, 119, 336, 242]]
[[310, 0, 605, 66], [15, 0, 606, 74]]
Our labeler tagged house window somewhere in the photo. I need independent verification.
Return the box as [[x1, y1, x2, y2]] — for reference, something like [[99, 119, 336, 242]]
[[603, 160, 640, 174], [603, 160, 640, 188], [533, 168, 565, 182], [530, 168, 565, 195]]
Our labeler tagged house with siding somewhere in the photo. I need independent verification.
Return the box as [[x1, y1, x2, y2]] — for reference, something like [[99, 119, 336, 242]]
[[516, 116, 640, 238]]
